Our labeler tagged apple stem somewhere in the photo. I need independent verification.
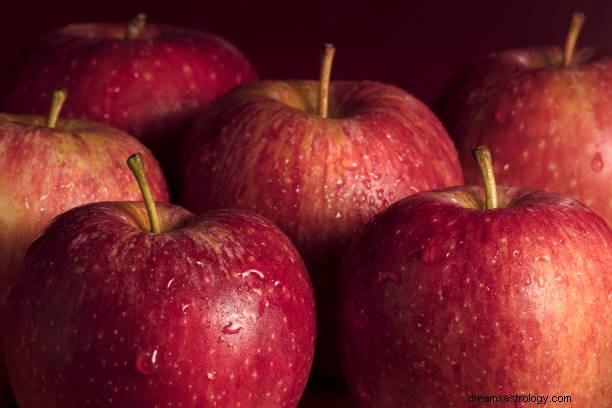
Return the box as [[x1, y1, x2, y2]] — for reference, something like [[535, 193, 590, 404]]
[[318, 43, 335, 118], [127, 153, 161, 233], [46, 89, 67, 128], [472, 146, 498, 210], [563, 11, 586, 67], [125, 13, 147, 40]]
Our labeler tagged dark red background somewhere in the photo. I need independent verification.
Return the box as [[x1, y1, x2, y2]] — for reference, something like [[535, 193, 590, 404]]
[[2, 0, 612, 107], [0, 1, 610, 407]]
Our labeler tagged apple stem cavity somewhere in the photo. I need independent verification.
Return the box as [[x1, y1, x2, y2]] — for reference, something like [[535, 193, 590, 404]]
[[46, 89, 67, 128], [472, 146, 499, 210], [125, 13, 147, 40], [563, 11, 586, 67], [127, 153, 161, 233], [318, 43, 335, 118]]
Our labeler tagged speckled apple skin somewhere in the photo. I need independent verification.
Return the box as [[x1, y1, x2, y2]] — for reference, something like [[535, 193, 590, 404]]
[[0, 114, 169, 406], [435, 46, 612, 226], [5, 202, 315, 408], [0, 22, 258, 188], [339, 185, 611, 408], [179, 80, 464, 382]]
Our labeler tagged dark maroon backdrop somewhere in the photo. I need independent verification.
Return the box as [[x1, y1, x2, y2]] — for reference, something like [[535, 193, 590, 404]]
[[0, 1, 610, 407], [2, 0, 612, 106]]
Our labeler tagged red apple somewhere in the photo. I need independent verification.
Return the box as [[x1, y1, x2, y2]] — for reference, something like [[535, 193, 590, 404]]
[[4, 154, 315, 407], [339, 147, 611, 407], [435, 12, 612, 226], [0, 14, 258, 190], [0, 92, 169, 406], [179, 45, 464, 382]]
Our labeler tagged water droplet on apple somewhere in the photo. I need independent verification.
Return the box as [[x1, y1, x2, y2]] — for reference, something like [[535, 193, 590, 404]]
[[206, 369, 217, 380], [340, 159, 358, 171], [535, 272, 545, 288], [237, 269, 265, 280], [535, 255, 551, 263], [222, 321, 243, 335], [524, 275, 532, 286], [591, 152, 603, 173], [335, 211, 342, 219], [135, 349, 159, 375]]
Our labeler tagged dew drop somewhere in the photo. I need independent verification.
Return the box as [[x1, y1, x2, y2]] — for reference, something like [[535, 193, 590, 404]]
[[591, 152, 603, 173], [206, 369, 217, 380], [369, 171, 382, 180], [237, 269, 265, 280], [222, 321, 243, 335], [135, 349, 159, 375], [340, 158, 358, 171], [535, 273, 545, 288]]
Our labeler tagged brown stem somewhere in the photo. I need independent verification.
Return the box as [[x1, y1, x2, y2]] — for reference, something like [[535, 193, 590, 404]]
[[472, 146, 498, 210], [46, 89, 67, 128], [127, 153, 161, 233], [563, 12, 586, 67], [125, 13, 147, 40], [318, 43, 335, 118]]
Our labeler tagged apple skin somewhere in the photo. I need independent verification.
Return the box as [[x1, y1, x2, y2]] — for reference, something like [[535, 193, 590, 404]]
[[179, 79, 464, 382], [339, 185, 611, 407], [0, 20, 258, 189], [4, 202, 316, 407], [0, 113, 169, 406], [435, 46, 612, 226]]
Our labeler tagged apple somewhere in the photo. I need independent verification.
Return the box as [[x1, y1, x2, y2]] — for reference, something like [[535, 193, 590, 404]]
[[0, 91, 169, 406], [339, 146, 611, 407], [179, 44, 464, 382], [4, 153, 316, 407], [0, 13, 258, 192], [435, 12, 612, 226]]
